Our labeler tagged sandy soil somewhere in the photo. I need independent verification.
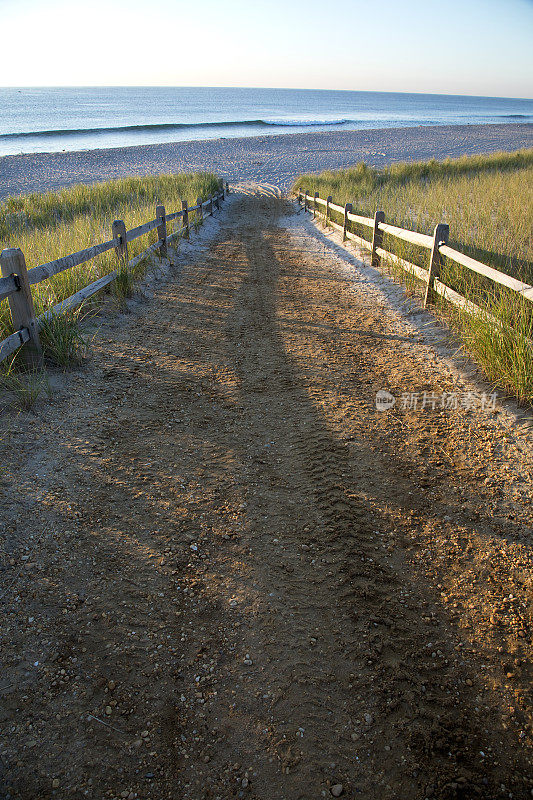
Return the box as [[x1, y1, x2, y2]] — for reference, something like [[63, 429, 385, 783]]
[[1, 123, 532, 199], [0, 190, 532, 800]]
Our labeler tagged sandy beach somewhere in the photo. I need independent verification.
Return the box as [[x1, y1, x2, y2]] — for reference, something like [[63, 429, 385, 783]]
[[1, 122, 532, 200]]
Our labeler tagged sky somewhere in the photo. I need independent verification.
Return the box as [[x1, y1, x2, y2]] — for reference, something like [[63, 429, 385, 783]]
[[1, 0, 532, 97]]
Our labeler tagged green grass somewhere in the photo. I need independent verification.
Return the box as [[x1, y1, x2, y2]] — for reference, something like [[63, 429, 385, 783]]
[[0, 359, 50, 410], [447, 290, 533, 405], [39, 306, 90, 368], [294, 150, 533, 405], [0, 172, 221, 341], [294, 149, 533, 280]]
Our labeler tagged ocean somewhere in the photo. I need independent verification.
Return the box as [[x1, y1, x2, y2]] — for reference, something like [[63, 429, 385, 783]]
[[0, 87, 531, 157]]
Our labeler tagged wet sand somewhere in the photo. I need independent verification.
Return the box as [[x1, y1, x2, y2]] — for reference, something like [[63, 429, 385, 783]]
[[0, 122, 532, 199]]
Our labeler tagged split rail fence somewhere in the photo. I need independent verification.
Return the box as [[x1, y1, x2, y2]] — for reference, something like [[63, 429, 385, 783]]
[[297, 188, 533, 327], [0, 182, 230, 366]]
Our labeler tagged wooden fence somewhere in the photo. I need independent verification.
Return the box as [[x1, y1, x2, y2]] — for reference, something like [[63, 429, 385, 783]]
[[297, 188, 533, 325], [0, 182, 230, 366]]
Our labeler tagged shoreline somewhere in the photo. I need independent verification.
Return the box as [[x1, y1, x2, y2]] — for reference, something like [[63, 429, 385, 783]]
[[0, 122, 532, 200]]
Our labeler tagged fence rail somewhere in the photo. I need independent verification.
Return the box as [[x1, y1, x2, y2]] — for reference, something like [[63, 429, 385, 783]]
[[125, 217, 160, 243], [0, 181, 230, 366], [27, 238, 120, 285], [297, 187, 533, 321]]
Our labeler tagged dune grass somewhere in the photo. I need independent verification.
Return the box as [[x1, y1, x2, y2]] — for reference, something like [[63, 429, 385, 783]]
[[39, 306, 90, 368], [0, 172, 221, 343], [0, 359, 50, 410], [294, 150, 533, 405], [294, 149, 533, 279]]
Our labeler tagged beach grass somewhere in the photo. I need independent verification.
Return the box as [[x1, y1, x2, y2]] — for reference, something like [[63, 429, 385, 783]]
[[39, 306, 90, 368], [294, 149, 533, 279], [0, 172, 221, 343], [0, 359, 50, 409], [294, 150, 533, 404]]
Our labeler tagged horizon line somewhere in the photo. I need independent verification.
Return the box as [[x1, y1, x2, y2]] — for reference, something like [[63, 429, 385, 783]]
[[1, 85, 532, 102]]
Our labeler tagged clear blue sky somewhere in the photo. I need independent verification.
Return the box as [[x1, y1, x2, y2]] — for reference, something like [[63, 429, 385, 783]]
[[1, 0, 532, 97]]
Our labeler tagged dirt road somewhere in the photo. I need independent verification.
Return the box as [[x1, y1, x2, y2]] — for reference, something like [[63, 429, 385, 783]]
[[1, 192, 532, 799]]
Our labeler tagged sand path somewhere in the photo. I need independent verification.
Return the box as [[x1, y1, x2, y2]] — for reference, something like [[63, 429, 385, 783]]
[[1, 192, 532, 799]]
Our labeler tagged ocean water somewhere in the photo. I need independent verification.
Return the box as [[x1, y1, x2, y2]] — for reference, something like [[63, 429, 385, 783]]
[[0, 87, 531, 157]]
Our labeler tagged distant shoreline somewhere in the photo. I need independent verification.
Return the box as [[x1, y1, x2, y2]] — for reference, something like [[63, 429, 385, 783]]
[[1, 122, 532, 200]]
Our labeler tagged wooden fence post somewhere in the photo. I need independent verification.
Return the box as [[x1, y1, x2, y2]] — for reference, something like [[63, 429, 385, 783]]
[[0, 248, 42, 367], [424, 223, 449, 308], [196, 197, 203, 226], [326, 196, 332, 226], [215, 191, 220, 211], [304, 190, 309, 212], [313, 192, 319, 219], [343, 203, 352, 241], [181, 200, 189, 239], [221, 182, 225, 200], [225, 181, 229, 195], [156, 205, 167, 258], [112, 220, 128, 268], [371, 211, 385, 267]]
